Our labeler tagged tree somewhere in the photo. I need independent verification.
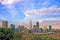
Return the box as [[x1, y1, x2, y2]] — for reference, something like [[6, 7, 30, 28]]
[[31, 36, 42, 40], [13, 32, 22, 40], [0, 28, 14, 40]]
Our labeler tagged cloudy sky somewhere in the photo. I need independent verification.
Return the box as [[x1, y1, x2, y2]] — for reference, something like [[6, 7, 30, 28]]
[[0, 0, 60, 28]]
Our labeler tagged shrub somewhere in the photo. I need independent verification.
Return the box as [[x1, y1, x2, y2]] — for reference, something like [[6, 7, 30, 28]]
[[0, 28, 14, 40]]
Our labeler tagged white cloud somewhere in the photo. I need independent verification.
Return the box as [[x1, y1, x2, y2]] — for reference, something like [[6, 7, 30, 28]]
[[42, 0, 52, 5], [4, 4, 18, 18], [38, 17, 60, 23], [0, 0, 28, 5], [24, 7, 60, 20], [8, 6, 18, 18], [39, 17, 60, 21], [0, 16, 7, 20], [0, 0, 28, 18]]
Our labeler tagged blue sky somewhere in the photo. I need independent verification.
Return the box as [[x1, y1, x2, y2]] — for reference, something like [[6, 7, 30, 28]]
[[0, 0, 60, 29], [0, 0, 60, 21]]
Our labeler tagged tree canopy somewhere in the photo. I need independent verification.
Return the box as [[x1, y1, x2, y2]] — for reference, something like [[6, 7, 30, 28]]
[[0, 28, 14, 40]]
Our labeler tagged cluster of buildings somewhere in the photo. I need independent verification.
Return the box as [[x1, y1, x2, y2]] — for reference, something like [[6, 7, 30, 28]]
[[1, 20, 56, 34], [2, 20, 25, 32], [29, 20, 54, 34]]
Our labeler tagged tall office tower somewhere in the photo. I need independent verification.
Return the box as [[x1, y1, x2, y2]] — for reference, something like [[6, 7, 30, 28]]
[[10, 24, 15, 31], [49, 25, 52, 30], [44, 26, 47, 29], [30, 20, 32, 29], [36, 21, 39, 28], [2, 20, 8, 28], [44, 26, 47, 32]]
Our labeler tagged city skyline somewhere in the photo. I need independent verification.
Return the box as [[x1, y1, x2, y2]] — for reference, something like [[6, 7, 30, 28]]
[[0, 0, 60, 29], [0, 20, 60, 29]]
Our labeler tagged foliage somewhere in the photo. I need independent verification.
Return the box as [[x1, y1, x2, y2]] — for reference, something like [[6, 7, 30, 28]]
[[13, 32, 22, 40], [0, 28, 58, 40], [0, 28, 14, 40], [21, 34, 56, 40], [31, 36, 42, 40]]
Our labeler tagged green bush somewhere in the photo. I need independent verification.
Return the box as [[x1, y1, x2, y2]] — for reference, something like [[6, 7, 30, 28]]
[[0, 28, 14, 40], [31, 36, 42, 40], [13, 32, 22, 40]]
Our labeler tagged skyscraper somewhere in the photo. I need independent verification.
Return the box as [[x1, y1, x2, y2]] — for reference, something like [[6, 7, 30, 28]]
[[44, 26, 47, 29], [2, 20, 8, 28], [49, 25, 52, 30], [10, 24, 15, 31], [32, 25, 36, 30], [36, 21, 39, 28], [44, 26, 47, 32], [18, 25, 24, 32], [30, 20, 32, 29]]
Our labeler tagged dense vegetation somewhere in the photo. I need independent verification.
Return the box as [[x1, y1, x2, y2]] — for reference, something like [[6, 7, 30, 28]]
[[0, 28, 59, 40], [21, 34, 57, 40], [0, 28, 22, 40], [0, 28, 14, 40]]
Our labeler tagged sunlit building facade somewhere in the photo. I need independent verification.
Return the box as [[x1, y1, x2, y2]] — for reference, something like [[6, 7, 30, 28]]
[[2, 20, 8, 28], [30, 20, 32, 29]]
